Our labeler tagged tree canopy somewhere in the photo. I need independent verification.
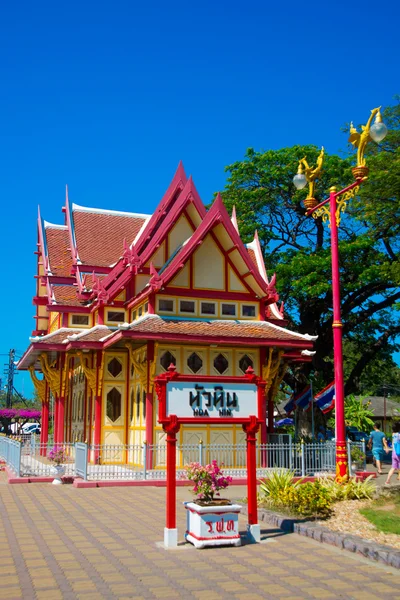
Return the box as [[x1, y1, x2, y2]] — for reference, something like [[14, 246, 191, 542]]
[[221, 99, 400, 396]]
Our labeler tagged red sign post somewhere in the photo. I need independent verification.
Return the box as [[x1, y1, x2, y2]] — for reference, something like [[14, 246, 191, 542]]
[[155, 365, 266, 548]]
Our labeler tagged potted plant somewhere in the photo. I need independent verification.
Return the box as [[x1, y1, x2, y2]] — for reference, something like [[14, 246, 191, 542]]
[[350, 446, 366, 473], [184, 460, 242, 549], [48, 446, 67, 484]]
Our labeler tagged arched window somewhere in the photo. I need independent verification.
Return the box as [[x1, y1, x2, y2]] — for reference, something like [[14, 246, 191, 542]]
[[142, 390, 146, 423], [106, 388, 122, 422], [136, 387, 140, 421]]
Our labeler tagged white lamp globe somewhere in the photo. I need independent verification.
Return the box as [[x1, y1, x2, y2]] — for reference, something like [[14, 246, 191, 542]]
[[370, 121, 388, 143], [293, 173, 307, 190]]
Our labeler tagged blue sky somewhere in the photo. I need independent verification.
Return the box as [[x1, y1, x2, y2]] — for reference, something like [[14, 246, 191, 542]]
[[1, 0, 398, 398]]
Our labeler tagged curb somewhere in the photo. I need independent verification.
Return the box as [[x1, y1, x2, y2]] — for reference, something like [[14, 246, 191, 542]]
[[241, 505, 400, 569]]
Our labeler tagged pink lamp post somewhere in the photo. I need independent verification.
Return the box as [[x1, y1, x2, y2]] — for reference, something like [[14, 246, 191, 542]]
[[293, 107, 388, 480]]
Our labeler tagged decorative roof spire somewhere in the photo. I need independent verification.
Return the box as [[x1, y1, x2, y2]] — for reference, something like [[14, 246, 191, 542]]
[[122, 238, 141, 273], [231, 206, 239, 233], [149, 262, 162, 292], [176, 160, 187, 183]]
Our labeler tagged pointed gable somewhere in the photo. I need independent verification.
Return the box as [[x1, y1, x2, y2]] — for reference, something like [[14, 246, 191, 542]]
[[193, 234, 225, 290], [134, 161, 189, 255], [94, 169, 207, 304], [168, 214, 195, 258], [145, 193, 275, 302], [138, 175, 206, 266]]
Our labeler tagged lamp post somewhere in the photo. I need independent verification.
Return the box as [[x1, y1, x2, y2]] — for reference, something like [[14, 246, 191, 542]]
[[293, 107, 388, 480]]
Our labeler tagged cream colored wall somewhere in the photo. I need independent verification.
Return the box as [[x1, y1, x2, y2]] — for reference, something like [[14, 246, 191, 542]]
[[135, 274, 150, 294], [169, 263, 190, 288], [168, 214, 194, 257], [38, 304, 48, 332], [193, 235, 224, 290], [228, 266, 247, 292], [144, 242, 165, 268]]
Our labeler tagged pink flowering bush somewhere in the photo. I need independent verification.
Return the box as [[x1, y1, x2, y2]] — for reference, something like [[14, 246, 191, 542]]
[[48, 446, 66, 465], [186, 460, 232, 503]]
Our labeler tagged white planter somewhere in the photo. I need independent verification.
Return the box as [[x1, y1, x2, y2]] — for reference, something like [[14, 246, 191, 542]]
[[184, 501, 242, 549], [51, 464, 66, 485]]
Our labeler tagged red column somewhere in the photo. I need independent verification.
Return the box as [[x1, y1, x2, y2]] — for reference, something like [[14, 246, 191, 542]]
[[53, 396, 59, 444], [329, 187, 348, 481], [163, 416, 180, 547], [57, 397, 65, 443], [259, 348, 267, 446], [93, 351, 103, 463], [244, 417, 260, 528], [146, 342, 155, 469], [40, 383, 49, 456], [93, 395, 102, 461]]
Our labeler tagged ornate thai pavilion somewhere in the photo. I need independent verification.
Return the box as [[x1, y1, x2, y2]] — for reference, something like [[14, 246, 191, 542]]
[[18, 163, 316, 454]]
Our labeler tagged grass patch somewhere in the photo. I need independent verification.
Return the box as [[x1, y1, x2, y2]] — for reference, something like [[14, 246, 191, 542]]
[[360, 492, 400, 535], [360, 507, 400, 535]]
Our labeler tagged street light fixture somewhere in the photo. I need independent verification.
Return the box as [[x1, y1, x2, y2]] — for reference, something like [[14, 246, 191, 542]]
[[293, 107, 388, 481]]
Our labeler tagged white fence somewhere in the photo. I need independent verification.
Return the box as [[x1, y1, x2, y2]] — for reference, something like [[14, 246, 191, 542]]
[[0, 436, 366, 480]]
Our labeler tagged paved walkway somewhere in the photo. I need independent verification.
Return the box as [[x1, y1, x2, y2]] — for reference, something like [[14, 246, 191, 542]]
[[1, 484, 400, 600]]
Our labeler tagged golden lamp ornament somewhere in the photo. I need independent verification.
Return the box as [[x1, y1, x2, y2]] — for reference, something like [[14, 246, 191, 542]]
[[348, 107, 388, 179], [293, 147, 325, 210]]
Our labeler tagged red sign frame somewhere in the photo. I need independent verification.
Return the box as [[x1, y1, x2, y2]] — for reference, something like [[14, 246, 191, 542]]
[[154, 365, 266, 547], [155, 365, 266, 426]]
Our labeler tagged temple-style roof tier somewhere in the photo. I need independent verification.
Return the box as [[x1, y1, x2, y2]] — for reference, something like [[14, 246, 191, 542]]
[[21, 162, 317, 372], [71, 204, 151, 267], [18, 316, 316, 370], [35, 165, 283, 315], [110, 315, 316, 345]]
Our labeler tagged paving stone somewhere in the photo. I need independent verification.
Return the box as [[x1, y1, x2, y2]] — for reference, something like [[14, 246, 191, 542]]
[[2, 483, 400, 600]]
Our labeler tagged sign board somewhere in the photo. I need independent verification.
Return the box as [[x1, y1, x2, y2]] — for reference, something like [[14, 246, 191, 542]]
[[166, 381, 258, 419]]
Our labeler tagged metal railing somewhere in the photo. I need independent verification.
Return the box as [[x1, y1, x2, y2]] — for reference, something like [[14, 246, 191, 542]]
[[0, 436, 21, 476], [0, 437, 367, 480]]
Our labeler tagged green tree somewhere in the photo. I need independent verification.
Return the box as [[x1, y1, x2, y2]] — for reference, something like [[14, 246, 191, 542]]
[[221, 99, 400, 397], [344, 395, 374, 432]]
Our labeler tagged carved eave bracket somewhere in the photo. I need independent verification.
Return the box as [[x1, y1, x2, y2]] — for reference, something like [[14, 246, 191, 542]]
[[262, 349, 286, 400], [122, 239, 141, 273], [149, 263, 163, 293], [39, 353, 61, 398], [77, 351, 103, 397], [28, 366, 47, 403], [126, 343, 148, 391]]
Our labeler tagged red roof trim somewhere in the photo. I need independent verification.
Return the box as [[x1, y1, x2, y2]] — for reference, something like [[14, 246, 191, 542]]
[[143, 193, 273, 301], [103, 329, 315, 349], [94, 174, 207, 307], [134, 161, 188, 254]]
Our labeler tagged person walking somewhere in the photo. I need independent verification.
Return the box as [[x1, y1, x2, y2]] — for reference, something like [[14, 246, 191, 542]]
[[368, 423, 389, 475], [385, 422, 400, 485]]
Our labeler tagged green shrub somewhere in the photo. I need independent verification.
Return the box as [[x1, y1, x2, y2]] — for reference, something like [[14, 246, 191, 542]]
[[288, 481, 332, 517], [259, 469, 299, 507], [317, 475, 376, 501], [317, 476, 345, 502], [259, 470, 331, 517], [343, 476, 376, 500]]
